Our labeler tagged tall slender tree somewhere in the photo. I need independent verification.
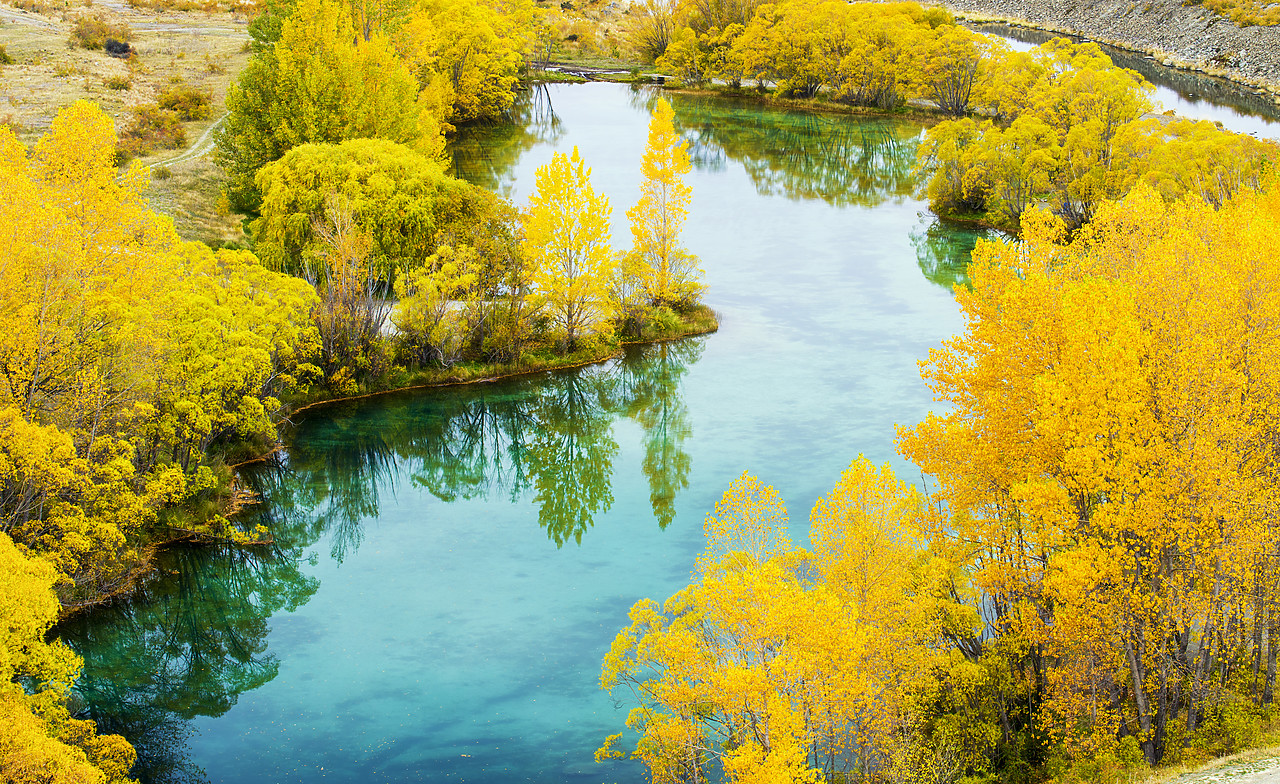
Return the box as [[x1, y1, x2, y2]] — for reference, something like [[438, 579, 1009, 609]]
[[523, 146, 616, 348], [626, 98, 704, 307]]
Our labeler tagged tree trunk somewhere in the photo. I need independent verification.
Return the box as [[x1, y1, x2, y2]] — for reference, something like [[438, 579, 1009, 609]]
[[1125, 633, 1158, 765]]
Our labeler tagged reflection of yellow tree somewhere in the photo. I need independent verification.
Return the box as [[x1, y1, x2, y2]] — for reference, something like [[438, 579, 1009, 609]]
[[282, 335, 706, 547], [527, 371, 619, 546], [655, 90, 919, 207], [614, 340, 703, 529]]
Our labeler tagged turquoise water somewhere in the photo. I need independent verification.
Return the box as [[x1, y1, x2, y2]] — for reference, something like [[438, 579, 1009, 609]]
[[61, 83, 976, 783]]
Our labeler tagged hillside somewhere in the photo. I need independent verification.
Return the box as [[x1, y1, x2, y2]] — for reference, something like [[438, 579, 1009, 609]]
[[0, 0, 248, 241], [935, 0, 1280, 95]]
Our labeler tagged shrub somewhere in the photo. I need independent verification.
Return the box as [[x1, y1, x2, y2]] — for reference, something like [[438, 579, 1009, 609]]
[[0, 46, 13, 66], [152, 165, 173, 180], [104, 38, 132, 57], [118, 104, 185, 156], [104, 75, 131, 90], [69, 14, 132, 50], [157, 84, 212, 120]]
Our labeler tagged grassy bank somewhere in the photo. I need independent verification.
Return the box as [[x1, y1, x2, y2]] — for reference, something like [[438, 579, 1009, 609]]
[[282, 303, 720, 420]]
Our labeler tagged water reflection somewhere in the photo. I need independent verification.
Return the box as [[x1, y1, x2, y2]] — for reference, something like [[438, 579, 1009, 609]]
[[652, 89, 922, 206], [910, 216, 1001, 290], [59, 542, 320, 784], [286, 338, 702, 548], [61, 338, 704, 784], [448, 83, 564, 193], [971, 22, 1280, 138]]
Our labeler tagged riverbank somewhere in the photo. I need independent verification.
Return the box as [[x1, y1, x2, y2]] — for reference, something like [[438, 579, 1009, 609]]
[[279, 305, 719, 421], [933, 0, 1280, 100], [55, 306, 720, 619]]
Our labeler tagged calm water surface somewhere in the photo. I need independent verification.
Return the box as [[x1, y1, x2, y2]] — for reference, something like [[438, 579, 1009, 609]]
[[63, 83, 982, 784]]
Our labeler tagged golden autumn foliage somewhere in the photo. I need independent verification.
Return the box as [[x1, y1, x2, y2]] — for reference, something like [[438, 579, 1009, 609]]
[[0, 531, 136, 784], [899, 180, 1280, 769], [603, 461, 986, 783], [624, 98, 705, 309], [0, 101, 318, 603], [640, 0, 1273, 235], [916, 38, 1276, 231], [523, 146, 617, 348]]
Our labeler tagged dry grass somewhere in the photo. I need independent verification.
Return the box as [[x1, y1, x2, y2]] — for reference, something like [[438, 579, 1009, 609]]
[[0, 0, 251, 241], [142, 148, 245, 244], [1137, 746, 1280, 784]]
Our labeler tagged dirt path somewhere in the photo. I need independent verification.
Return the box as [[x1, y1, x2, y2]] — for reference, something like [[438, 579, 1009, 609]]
[[148, 111, 226, 169], [0, 4, 58, 29], [1161, 751, 1280, 784]]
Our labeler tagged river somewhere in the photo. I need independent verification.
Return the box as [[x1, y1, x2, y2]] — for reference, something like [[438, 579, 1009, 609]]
[[58, 76, 1175, 784]]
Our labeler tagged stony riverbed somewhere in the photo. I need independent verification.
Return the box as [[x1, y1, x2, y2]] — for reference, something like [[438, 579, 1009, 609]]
[[935, 0, 1280, 95]]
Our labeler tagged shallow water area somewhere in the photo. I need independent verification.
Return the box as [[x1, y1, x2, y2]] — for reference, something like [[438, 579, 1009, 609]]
[[63, 82, 985, 784]]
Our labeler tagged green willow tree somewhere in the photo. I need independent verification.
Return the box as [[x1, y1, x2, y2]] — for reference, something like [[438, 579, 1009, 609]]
[[216, 0, 440, 211]]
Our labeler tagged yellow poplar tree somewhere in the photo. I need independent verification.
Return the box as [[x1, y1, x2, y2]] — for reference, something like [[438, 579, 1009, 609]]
[[0, 531, 136, 783], [523, 146, 616, 348], [601, 462, 964, 782], [898, 182, 1280, 766], [626, 97, 704, 308]]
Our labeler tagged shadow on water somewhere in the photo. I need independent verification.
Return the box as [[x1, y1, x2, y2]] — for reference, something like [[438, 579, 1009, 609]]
[[59, 338, 704, 784]]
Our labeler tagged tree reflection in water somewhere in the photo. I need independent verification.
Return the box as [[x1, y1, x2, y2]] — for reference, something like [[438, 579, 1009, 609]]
[[283, 335, 705, 548], [448, 82, 563, 194], [909, 215, 1002, 290], [628, 86, 921, 207], [59, 336, 705, 784], [58, 539, 320, 784]]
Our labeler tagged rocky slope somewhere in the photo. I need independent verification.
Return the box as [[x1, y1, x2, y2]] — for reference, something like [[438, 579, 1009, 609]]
[[936, 0, 1280, 93]]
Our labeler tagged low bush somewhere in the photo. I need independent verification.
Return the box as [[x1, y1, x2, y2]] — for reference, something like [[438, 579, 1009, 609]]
[[69, 14, 132, 50], [157, 84, 212, 120], [104, 75, 131, 90], [118, 104, 185, 156], [104, 38, 132, 57]]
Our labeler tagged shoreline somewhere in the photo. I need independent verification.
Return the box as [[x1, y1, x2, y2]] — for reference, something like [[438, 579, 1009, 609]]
[[932, 0, 1280, 103], [281, 312, 720, 421], [56, 314, 720, 620]]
